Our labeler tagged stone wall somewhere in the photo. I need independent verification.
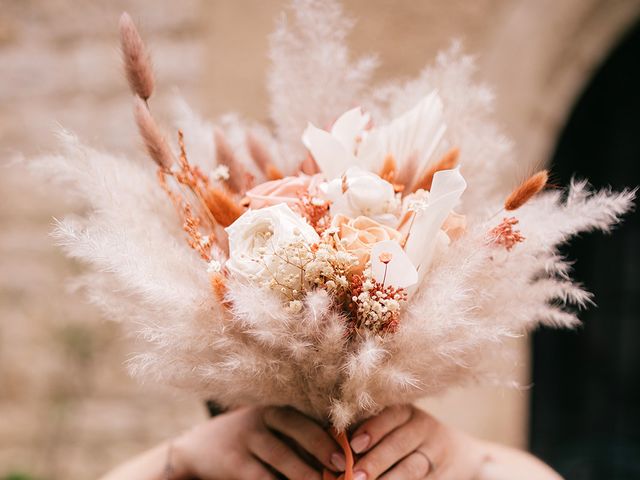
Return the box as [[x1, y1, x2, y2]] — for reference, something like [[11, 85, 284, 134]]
[[0, 2, 208, 478]]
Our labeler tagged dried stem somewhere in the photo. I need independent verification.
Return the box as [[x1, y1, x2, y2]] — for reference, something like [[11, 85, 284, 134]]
[[176, 130, 218, 230], [157, 169, 212, 261]]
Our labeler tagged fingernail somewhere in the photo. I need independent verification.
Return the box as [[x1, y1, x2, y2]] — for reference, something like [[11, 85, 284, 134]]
[[353, 471, 368, 480], [350, 433, 371, 453], [331, 452, 346, 471]]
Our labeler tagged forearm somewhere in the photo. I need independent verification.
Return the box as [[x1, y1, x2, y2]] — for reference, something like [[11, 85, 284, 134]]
[[97, 441, 190, 480], [474, 440, 562, 480]]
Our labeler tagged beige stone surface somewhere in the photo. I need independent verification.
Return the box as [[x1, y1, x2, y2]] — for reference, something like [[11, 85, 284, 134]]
[[0, 1, 208, 478], [1, 0, 638, 478]]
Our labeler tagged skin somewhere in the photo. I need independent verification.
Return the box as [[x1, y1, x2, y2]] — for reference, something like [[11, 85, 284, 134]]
[[98, 406, 341, 480], [347, 405, 563, 480], [99, 404, 563, 480]]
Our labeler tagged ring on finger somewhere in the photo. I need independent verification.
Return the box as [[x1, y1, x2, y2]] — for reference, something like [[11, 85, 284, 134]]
[[414, 449, 435, 476]]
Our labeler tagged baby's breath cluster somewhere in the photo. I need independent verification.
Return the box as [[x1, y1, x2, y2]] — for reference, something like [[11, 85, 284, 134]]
[[253, 230, 407, 333], [305, 243, 357, 295], [254, 232, 359, 313], [349, 270, 407, 335], [254, 233, 313, 300]]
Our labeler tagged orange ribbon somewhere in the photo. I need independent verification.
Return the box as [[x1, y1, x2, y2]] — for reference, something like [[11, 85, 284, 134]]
[[323, 429, 354, 480]]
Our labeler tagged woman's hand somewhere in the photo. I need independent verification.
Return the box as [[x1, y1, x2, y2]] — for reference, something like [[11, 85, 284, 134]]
[[346, 404, 562, 480], [345, 404, 484, 480], [172, 406, 343, 480]]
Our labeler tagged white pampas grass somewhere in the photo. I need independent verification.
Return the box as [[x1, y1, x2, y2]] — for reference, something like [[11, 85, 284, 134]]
[[33, 0, 635, 432], [268, 0, 378, 168]]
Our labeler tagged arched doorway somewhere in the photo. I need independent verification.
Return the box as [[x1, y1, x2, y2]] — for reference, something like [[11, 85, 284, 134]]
[[530, 19, 640, 479]]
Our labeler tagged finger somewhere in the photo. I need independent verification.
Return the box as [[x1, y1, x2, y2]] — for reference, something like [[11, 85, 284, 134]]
[[263, 407, 341, 471], [352, 420, 424, 480], [241, 456, 279, 480], [378, 451, 433, 480], [350, 405, 413, 454], [249, 430, 322, 480]]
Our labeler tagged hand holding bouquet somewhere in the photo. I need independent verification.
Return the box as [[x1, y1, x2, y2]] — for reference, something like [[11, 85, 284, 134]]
[[35, 1, 634, 478]]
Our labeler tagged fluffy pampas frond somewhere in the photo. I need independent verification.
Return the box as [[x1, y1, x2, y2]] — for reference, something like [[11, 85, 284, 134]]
[[268, 0, 378, 168]]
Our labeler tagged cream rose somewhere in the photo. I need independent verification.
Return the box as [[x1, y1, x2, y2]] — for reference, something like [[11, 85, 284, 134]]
[[320, 167, 400, 226], [225, 204, 320, 285], [331, 214, 403, 271]]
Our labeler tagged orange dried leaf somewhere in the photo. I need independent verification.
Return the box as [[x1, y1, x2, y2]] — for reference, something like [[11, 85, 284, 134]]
[[379, 154, 396, 183], [205, 188, 245, 227], [266, 164, 284, 181], [412, 147, 459, 192]]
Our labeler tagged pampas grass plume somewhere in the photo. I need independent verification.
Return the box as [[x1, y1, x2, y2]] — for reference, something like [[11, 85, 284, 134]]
[[505, 170, 548, 211], [119, 12, 155, 100], [133, 96, 175, 169]]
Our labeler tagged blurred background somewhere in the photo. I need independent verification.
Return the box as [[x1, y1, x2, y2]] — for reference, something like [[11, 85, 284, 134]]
[[1, 1, 639, 478]]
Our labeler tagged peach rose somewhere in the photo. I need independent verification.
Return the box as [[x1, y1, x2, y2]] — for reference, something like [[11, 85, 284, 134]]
[[246, 174, 323, 210], [332, 214, 403, 271]]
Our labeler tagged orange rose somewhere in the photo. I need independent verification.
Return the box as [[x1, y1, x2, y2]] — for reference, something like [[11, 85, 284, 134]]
[[331, 214, 403, 271]]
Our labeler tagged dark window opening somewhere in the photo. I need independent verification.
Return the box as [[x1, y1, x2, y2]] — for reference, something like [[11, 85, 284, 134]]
[[530, 19, 640, 480]]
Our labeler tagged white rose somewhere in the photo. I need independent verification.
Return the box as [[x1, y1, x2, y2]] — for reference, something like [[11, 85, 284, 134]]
[[320, 167, 400, 226], [224, 204, 320, 286]]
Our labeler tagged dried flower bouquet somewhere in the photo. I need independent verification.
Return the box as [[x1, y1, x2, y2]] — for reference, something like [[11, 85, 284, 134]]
[[34, 1, 634, 478]]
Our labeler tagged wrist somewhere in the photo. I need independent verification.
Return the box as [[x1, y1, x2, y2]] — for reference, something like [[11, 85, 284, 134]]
[[165, 435, 193, 480]]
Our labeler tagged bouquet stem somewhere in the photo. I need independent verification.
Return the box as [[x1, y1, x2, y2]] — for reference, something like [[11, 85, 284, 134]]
[[324, 429, 354, 480]]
